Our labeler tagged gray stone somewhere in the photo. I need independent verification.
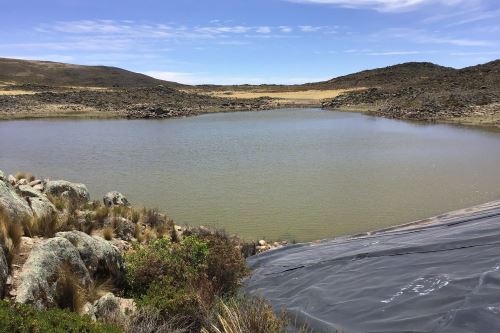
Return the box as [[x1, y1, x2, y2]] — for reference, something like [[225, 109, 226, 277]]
[[0, 170, 5, 181], [18, 185, 56, 220], [44, 180, 90, 207], [15, 237, 92, 310], [17, 179, 28, 186], [55, 231, 124, 280], [89, 293, 136, 322], [7, 175, 16, 186], [103, 191, 130, 207], [0, 180, 33, 223]]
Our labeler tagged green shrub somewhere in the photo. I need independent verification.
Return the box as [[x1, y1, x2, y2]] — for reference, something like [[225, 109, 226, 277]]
[[125, 236, 209, 298], [0, 300, 121, 333]]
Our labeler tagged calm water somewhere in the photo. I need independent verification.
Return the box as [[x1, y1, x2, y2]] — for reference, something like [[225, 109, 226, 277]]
[[1, 109, 500, 241]]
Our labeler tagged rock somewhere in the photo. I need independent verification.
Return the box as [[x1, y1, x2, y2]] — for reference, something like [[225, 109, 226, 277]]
[[89, 293, 136, 322], [0, 247, 8, 298], [0, 180, 33, 223], [258, 240, 267, 246], [18, 185, 56, 220], [103, 191, 130, 207], [29, 179, 42, 186], [0, 170, 5, 181], [44, 180, 90, 207], [17, 179, 28, 186], [55, 231, 124, 281], [33, 184, 44, 191], [15, 237, 92, 310], [7, 175, 16, 186]]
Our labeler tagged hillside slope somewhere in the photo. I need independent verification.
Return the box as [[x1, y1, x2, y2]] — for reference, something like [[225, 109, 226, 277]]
[[0, 57, 182, 88], [322, 60, 500, 126]]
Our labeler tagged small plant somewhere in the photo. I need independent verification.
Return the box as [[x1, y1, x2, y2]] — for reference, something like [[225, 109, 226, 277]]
[[47, 194, 66, 211], [103, 226, 114, 240], [95, 206, 110, 226], [0, 300, 121, 333], [33, 212, 59, 238], [142, 209, 166, 228], [203, 297, 288, 333], [14, 172, 35, 182]]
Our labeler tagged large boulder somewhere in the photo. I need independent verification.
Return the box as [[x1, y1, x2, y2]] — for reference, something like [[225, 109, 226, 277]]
[[0, 180, 33, 223], [0, 247, 8, 298], [44, 180, 90, 207], [103, 191, 130, 207], [18, 185, 56, 220], [15, 237, 92, 310], [55, 231, 124, 281]]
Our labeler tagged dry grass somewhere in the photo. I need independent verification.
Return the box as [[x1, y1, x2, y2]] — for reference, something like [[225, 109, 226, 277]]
[[0, 90, 36, 95], [203, 297, 288, 333], [56, 264, 88, 313], [103, 227, 114, 240], [0, 208, 23, 267], [193, 88, 365, 102], [14, 172, 35, 182]]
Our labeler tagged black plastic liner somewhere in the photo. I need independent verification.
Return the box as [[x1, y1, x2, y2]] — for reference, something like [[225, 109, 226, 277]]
[[245, 201, 500, 333]]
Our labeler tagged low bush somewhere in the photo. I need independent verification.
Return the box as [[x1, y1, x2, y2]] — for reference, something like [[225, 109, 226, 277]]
[[0, 300, 121, 333]]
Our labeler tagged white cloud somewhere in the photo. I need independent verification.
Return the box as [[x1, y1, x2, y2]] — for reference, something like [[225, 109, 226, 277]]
[[299, 25, 323, 32], [288, 0, 464, 12], [256, 26, 272, 33], [279, 26, 293, 33], [381, 28, 496, 47]]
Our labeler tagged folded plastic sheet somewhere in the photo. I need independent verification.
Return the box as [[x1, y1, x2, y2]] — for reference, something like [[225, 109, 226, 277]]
[[245, 201, 500, 333]]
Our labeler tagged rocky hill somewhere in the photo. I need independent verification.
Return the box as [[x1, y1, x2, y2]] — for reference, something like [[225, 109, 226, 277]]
[[322, 60, 500, 126], [0, 57, 182, 88]]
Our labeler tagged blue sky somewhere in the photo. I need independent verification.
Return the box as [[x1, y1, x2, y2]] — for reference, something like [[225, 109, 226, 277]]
[[1, 0, 499, 84]]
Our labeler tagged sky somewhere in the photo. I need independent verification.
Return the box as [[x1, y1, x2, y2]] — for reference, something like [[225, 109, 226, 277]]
[[1, 0, 499, 85]]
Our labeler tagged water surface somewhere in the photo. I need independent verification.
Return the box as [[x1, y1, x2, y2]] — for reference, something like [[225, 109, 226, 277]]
[[1, 109, 499, 241]]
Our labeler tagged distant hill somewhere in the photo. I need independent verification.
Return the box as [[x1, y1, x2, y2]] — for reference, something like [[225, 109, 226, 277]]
[[0, 57, 184, 88], [305, 62, 456, 90]]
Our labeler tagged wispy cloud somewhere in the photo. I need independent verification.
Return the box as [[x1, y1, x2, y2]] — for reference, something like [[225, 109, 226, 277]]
[[380, 28, 497, 47], [287, 0, 466, 12]]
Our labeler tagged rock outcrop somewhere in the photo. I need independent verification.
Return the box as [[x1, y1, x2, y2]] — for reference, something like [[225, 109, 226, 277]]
[[18, 185, 56, 220], [0, 178, 33, 223], [103, 191, 130, 207], [44, 180, 90, 207], [55, 231, 124, 281], [15, 237, 92, 309]]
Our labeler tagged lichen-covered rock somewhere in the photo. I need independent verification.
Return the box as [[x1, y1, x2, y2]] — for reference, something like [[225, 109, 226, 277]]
[[15, 237, 92, 310], [44, 180, 90, 207], [0, 180, 33, 223], [0, 247, 8, 298], [55, 231, 124, 281], [103, 191, 130, 207], [88, 293, 136, 322], [18, 185, 56, 220], [0, 170, 5, 182]]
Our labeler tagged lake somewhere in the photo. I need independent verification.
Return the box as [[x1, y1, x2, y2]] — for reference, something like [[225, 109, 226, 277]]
[[1, 109, 499, 241]]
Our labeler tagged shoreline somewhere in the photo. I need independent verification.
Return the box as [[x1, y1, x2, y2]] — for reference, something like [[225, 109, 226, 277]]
[[2, 104, 499, 131]]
